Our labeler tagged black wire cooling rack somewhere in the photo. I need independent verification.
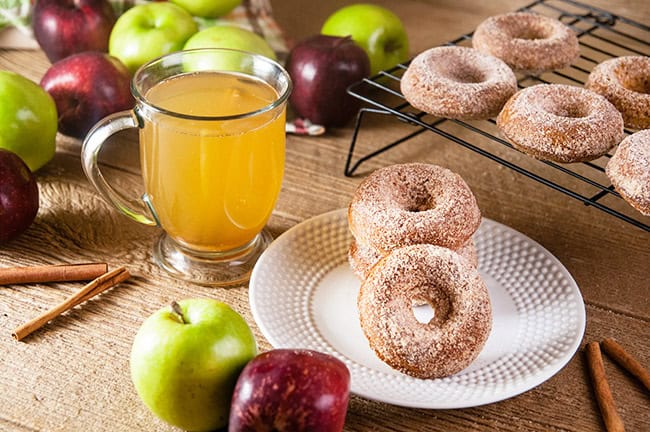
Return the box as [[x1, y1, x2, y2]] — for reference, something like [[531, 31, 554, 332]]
[[345, 0, 650, 232]]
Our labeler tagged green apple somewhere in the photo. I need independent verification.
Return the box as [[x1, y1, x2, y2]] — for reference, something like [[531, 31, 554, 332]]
[[184, 25, 276, 60], [170, 0, 242, 18], [0, 71, 57, 171], [130, 298, 257, 432], [182, 25, 277, 72], [321, 4, 409, 75], [109, 2, 198, 74]]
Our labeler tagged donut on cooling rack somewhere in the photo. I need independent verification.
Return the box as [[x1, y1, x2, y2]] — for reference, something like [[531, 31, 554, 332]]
[[357, 244, 492, 379], [585, 56, 650, 130], [348, 238, 478, 280], [606, 129, 650, 216], [472, 12, 580, 73], [496, 84, 624, 163], [348, 163, 482, 252], [400, 46, 517, 120]]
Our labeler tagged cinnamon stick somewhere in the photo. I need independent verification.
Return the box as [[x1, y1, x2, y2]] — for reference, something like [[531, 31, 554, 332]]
[[0, 263, 108, 285], [585, 341, 625, 432], [601, 338, 650, 392], [12, 267, 130, 341]]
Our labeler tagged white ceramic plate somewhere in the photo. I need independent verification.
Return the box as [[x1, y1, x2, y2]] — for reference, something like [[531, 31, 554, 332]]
[[249, 209, 586, 408]]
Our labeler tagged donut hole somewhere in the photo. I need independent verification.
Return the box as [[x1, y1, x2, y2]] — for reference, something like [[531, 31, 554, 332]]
[[411, 287, 451, 325], [412, 301, 436, 324], [391, 182, 437, 212], [542, 100, 591, 119], [405, 195, 435, 212], [616, 69, 650, 94], [508, 21, 554, 41], [436, 60, 487, 84]]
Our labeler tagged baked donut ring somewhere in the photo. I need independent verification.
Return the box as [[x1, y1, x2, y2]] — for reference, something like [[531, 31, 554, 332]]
[[400, 46, 517, 120], [606, 129, 650, 216], [585, 56, 650, 130], [348, 238, 478, 280], [497, 84, 624, 162], [348, 163, 481, 251], [472, 12, 579, 73], [358, 244, 492, 379]]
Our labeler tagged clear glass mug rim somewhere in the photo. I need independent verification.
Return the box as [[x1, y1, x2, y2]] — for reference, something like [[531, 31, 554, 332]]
[[130, 47, 293, 122]]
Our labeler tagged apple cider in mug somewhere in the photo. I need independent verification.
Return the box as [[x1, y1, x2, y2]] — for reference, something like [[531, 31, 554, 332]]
[[139, 71, 285, 252]]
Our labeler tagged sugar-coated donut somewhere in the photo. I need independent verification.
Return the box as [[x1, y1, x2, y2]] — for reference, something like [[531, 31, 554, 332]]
[[400, 46, 517, 120], [472, 12, 579, 73], [606, 130, 650, 216], [348, 238, 478, 280], [358, 244, 492, 379], [497, 84, 624, 163], [586, 56, 650, 130], [348, 163, 482, 251]]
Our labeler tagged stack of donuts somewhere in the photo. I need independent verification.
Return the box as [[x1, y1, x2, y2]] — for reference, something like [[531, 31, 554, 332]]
[[348, 163, 492, 379], [400, 11, 650, 216]]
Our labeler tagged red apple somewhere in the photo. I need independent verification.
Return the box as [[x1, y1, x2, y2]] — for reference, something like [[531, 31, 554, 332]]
[[32, 0, 117, 63], [0, 149, 39, 244], [229, 349, 350, 432], [40, 52, 134, 139], [286, 35, 370, 127]]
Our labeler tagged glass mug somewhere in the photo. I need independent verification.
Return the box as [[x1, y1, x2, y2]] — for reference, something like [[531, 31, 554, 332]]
[[82, 49, 292, 286]]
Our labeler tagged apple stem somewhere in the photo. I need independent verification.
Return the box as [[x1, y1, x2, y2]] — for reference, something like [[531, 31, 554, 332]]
[[170, 301, 187, 324], [334, 35, 354, 48]]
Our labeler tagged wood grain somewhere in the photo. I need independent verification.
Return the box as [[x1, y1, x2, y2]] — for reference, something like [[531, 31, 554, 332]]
[[1, 0, 649, 431]]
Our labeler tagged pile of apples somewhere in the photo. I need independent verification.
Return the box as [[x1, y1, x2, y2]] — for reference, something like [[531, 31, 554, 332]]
[[33, 0, 278, 139], [29, 0, 411, 132], [286, 3, 409, 127]]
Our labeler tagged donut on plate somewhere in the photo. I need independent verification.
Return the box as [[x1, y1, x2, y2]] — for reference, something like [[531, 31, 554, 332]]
[[358, 244, 492, 379], [472, 12, 579, 73], [606, 129, 650, 216], [348, 163, 481, 252], [400, 46, 517, 120], [586, 56, 650, 130], [497, 84, 624, 163]]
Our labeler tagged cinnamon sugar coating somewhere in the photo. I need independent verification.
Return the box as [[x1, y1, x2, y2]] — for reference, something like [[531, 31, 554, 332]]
[[472, 12, 579, 73], [348, 163, 482, 251], [400, 46, 517, 120], [586, 56, 650, 130], [606, 130, 650, 216], [348, 238, 478, 280], [358, 244, 492, 379], [497, 84, 624, 163]]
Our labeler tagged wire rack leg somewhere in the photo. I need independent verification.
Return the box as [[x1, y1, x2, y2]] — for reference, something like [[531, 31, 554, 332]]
[[345, 108, 432, 177]]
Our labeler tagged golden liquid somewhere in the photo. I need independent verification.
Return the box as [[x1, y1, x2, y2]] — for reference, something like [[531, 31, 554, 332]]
[[140, 71, 285, 252]]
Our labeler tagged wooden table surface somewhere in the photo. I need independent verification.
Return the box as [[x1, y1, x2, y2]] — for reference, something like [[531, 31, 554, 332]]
[[1, 0, 648, 431]]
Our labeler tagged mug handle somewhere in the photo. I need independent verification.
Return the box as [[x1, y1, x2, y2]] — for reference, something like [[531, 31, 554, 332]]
[[81, 110, 157, 226]]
